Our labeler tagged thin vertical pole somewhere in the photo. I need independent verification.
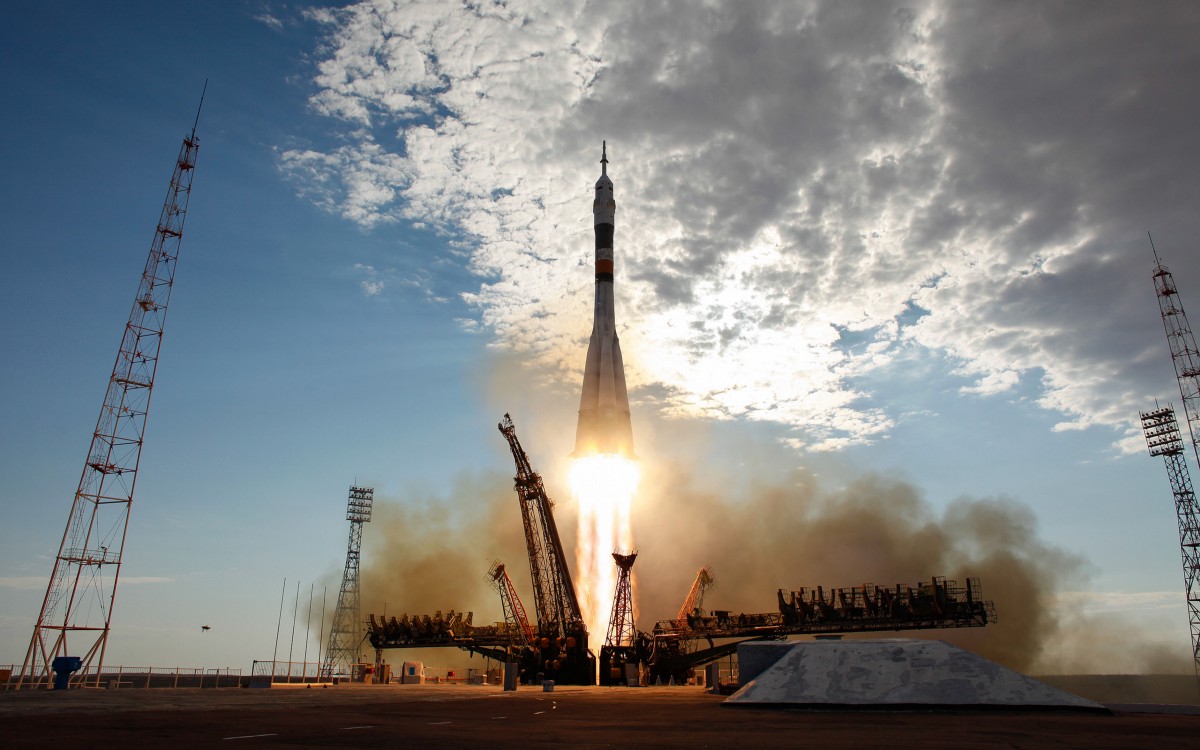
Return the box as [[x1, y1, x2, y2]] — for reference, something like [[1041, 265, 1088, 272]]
[[302, 583, 314, 681], [271, 578, 286, 683], [287, 580, 300, 682], [316, 586, 327, 681]]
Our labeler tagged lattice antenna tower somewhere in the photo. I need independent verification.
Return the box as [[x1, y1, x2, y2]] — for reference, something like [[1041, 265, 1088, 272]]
[[321, 485, 373, 680], [19, 91, 204, 688], [1153, 241, 1200, 467], [605, 551, 637, 648], [1149, 238, 1200, 678], [1139, 407, 1200, 675]]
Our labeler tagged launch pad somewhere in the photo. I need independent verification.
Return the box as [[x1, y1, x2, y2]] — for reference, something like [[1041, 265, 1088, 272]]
[[367, 413, 996, 685], [367, 149, 996, 685]]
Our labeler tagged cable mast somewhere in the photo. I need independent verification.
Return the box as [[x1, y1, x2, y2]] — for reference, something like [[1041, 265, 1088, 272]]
[[321, 485, 374, 681], [19, 95, 203, 688], [1140, 407, 1200, 676]]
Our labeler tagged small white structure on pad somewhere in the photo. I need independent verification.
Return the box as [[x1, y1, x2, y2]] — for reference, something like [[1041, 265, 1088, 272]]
[[726, 639, 1105, 711], [400, 661, 425, 685]]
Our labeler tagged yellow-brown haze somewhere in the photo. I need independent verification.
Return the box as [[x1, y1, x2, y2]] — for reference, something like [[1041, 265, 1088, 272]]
[[329, 439, 1189, 676]]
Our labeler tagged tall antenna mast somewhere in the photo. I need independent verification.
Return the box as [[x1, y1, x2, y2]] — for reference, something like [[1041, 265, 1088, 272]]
[[19, 97, 203, 688], [191, 79, 208, 139], [1152, 247, 1200, 473]]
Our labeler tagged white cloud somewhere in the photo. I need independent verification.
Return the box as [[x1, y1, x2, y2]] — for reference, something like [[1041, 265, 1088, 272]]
[[287, 0, 1200, 451], [254, 13, 284, 31], [0, 576, 51, 590]]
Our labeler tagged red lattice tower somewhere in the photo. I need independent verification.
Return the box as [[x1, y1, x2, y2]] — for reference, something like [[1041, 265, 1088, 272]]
[[1148, 238, 1200, 679], [488, 561, 535, 648], [19, 95, 203, 688], [605, 551, 637, 648], [1154, 247, 1200, 465]]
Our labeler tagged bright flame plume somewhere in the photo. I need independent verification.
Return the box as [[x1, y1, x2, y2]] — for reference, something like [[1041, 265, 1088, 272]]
[[570, 454, 639, 641]]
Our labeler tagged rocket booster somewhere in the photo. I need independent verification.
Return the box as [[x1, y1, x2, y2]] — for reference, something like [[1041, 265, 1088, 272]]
[[574, 142, 635, 459]]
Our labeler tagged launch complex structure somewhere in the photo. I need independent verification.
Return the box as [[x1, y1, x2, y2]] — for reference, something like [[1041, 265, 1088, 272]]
[[367, 147, 998, 685], [366, 414, 997, 684]]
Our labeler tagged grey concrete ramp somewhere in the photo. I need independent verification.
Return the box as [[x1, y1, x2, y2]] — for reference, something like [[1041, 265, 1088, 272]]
[[726, 639, 1105, 711]]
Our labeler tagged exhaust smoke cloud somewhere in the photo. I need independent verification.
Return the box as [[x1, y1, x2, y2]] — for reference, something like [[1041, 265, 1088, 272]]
[[341, 421, 1189, 676]]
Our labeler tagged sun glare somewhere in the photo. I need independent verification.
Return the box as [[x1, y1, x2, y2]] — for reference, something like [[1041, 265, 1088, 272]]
[[569, 454, 639, 642]]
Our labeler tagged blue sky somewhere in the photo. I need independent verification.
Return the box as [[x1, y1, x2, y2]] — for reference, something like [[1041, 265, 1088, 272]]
[[3, 0, 1199, 675]]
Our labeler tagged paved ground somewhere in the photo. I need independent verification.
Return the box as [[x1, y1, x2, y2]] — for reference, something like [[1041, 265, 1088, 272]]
[[3, 684, 1199, 748]]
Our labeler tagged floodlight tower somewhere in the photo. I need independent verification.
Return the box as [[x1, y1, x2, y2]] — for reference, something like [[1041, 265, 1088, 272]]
[[19, 94, 204, 689], [321, 485, 373, 680], [1139, 407, 1200, 675]]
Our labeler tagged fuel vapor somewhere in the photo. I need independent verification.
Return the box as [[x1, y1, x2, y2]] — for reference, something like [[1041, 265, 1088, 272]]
[[570, 143, 638, 641]]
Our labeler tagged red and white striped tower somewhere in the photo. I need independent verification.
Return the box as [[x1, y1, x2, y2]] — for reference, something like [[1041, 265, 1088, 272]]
[[19, 95, 203, 688]]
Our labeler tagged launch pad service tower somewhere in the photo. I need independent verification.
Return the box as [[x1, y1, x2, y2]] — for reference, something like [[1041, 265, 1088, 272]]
[[574, 142, 635, 458], [570, 143, 638, 643]]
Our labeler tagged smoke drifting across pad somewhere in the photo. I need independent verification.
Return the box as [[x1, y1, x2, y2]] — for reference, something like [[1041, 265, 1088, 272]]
[[726, 639, 1107, 711]]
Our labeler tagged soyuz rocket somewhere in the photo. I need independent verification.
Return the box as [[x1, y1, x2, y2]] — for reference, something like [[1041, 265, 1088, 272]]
[[574, 142, 635, 459]]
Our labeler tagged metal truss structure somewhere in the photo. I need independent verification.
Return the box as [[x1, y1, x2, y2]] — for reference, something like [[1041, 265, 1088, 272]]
[[496, 414, 594, 684], [20, 102, 202, 688], [1141, 406, 1200, 674], [604, 551, 638, 649], [1148, 246, 1200, 678], [368, 573, 995, 686], [321, 485, 373, 680], [488, 561, 535, 649]]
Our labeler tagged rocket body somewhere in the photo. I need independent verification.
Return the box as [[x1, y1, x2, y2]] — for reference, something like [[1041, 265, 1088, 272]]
[[574, 144, 635, 458]]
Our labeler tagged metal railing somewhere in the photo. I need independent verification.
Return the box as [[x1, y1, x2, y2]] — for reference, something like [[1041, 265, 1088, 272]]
[[249, 659, 325, 684], [1, 664, 242, 690]]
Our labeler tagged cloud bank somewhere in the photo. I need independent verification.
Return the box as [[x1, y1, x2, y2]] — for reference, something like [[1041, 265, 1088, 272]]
[[283, 0, 1200, 451]]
